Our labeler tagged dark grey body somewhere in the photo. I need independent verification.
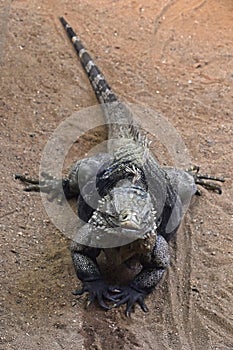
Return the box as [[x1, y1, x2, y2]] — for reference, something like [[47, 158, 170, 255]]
[[16, 17, 224, 316], [58, 17, 197, 315]]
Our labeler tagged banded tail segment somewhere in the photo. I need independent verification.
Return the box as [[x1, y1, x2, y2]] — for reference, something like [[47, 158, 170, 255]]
[[60, 17, 117, 104]]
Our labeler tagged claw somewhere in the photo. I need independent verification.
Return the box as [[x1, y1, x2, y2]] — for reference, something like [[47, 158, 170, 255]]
[[195, 179, 222, 194], [24, 185, 41, 192], [186, 165, 225, 195], [103, 291, 120, 302], [109, 287, 122, 293], [15, 173, 45, 192], [137, 298, 149, 313], [73, 280, 120, 311], [125, 309, 132, 318], [125, 302, 136, 317], [86, 299, 92, 308], [97, 297, 110, 310], [111, 285, 148, 316], [114, 296, 129, 308], [15, 174, 40, 185]]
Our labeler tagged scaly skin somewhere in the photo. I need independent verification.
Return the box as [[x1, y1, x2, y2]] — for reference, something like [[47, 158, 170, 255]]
[[16, 17, 225, 316]]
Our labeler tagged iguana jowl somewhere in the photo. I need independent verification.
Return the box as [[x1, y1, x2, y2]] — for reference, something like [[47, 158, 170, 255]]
[[16, 17, 224, 316]]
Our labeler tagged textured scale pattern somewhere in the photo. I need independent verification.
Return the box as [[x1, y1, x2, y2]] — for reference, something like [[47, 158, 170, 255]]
[[57, 17, 187, 314], [16, 17, 224, 317]]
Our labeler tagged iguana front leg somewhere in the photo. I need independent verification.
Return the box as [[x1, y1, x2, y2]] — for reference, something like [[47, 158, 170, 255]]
[[186, 165, 225, 194], [15, 153, 112, 201], [71, 241, 119, 310], [112, 235, 170, 316], [15, 173, 73, 201]]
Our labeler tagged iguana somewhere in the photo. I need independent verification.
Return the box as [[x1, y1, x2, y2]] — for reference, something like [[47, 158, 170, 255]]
[[16, 17, 224, 316]]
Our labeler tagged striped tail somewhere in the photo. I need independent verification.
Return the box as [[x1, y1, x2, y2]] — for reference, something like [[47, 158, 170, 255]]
[[60, 17, 118, 105]]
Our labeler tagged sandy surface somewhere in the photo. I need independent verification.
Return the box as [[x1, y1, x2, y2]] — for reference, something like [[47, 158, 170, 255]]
[[1, 0, 233, 349]]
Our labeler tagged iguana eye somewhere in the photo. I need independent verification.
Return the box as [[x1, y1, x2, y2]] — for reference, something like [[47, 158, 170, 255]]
[[121, 212, 129, 221]]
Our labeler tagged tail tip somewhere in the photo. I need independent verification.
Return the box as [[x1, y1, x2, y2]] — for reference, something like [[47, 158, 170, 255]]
[[59, 16, 67, 27]]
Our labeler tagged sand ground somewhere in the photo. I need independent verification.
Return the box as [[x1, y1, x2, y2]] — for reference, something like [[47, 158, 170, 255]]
[[1, 0, 232, 349]]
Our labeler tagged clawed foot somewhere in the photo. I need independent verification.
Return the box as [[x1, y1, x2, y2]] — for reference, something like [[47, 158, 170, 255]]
[[15, 172, 67, 203], [73, 279, 121, 310], [73, 280, 148, 316], [187, 165, 225, 194], [15, 173, 41, 191], [111, 285, 149, 317]]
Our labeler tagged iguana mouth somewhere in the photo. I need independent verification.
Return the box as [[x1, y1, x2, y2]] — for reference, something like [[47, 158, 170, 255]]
[[75, 219, 156, 248], [117, 214, 156, 238], [118, 226, 156, 241], [119, 212, 143, 231], [120, 221, 141, 230]]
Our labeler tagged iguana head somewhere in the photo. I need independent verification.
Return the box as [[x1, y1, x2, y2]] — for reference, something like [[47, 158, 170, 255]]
[[91, 183, 157, 242]]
